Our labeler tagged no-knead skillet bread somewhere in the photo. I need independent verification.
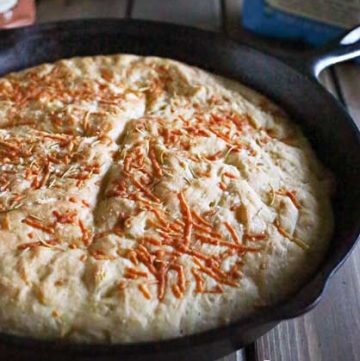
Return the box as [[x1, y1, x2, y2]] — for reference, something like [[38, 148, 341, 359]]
[[0, 55, 333, 343]]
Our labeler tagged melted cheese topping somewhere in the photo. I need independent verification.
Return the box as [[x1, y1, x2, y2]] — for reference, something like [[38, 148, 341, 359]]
[[0, 55, 333, 342]]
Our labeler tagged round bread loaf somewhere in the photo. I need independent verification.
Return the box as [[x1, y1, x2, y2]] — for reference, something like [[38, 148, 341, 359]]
[[0, 55, 333, 342]]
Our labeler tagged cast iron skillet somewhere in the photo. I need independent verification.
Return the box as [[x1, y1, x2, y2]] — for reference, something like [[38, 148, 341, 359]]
[[0, 19, 359, 361]]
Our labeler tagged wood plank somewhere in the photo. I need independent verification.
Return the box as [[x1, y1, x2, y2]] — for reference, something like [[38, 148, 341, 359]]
[[132, 0, 221, 31], [36, 0, 127, 22], [318, 70, 338, 97], [222, 0, 243, 36], [216, 350, 246, 361], [335, 64, 360, 127], [256, 246, 360, 361]]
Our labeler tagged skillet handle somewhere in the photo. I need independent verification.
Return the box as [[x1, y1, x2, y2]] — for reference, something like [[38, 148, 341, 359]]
[[305, 25, 360, 78]]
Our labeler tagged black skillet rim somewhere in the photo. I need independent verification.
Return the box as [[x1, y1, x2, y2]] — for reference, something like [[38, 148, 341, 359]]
[[0, 19, 359, 356]]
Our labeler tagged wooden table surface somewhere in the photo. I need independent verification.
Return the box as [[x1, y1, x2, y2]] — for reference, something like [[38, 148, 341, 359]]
[[17, 1, 360, 360]]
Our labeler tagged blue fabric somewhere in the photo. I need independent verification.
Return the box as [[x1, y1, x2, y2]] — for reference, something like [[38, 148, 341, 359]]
[[242, 0, 345, 46]]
